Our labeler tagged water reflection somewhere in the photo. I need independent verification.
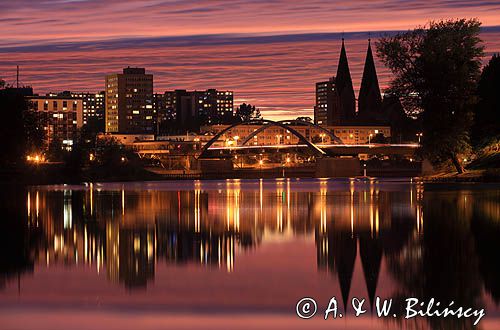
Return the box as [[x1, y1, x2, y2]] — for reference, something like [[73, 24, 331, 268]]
[[0, 180, 499, 329]]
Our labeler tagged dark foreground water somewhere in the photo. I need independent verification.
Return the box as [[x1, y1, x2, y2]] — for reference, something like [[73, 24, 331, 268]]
[[0, 178, 499, 330]]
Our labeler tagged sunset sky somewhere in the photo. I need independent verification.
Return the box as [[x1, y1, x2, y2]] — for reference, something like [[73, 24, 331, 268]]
[[1, 0, 500, 119]]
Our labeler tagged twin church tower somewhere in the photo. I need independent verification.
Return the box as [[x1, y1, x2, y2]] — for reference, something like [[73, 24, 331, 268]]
[[314, 38, 384, 126]]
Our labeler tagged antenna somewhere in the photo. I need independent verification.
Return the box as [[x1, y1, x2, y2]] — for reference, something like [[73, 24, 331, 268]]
[[16, 65, 19, 88]]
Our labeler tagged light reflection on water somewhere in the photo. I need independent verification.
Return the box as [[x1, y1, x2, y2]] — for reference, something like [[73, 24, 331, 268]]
[[0, 178, 499, 330]]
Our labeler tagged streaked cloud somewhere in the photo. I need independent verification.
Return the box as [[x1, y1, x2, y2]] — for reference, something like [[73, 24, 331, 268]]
[[1, 1, 500, 119]]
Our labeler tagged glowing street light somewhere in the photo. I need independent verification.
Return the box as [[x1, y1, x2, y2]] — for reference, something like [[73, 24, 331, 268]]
[[368, 133, 373, 145], [27, 154, 45, 164], [416, 132, 423, 144]]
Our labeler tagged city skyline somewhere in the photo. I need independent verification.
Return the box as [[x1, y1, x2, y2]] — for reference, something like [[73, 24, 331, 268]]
[[1, 1, 500, 120]]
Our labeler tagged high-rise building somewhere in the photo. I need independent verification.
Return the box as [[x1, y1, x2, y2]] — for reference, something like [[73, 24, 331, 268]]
[[201, 89, 233, 124], [155, 89, 234, 133], [314, 77, 341, 125], [105, 67, 154, 134], [358, 39, 382, 120], [153, 93, 176, 134], [27, 95, 84, 149], [172, 89, 199, 132]]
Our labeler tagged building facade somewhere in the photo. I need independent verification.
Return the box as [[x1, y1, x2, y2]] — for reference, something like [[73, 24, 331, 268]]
[[105, 67, 154, 134], [27, 96, 84, 149], [50, 91, 105, 126]]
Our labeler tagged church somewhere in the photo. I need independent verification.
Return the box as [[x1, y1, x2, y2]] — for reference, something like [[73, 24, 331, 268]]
[[314, 38, 409, 141]]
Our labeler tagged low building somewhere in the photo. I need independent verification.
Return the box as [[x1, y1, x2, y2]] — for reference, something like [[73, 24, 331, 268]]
[[329, 125, 390, 144], [97, 133, 155, 146], [202, 124, 390, 146], [50, 91, 105, 126], [27, 95, 84, 150]]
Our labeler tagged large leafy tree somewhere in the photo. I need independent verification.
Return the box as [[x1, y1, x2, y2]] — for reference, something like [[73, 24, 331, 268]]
[[235, 103, 261, 122], [377, 19, 484, 173], [472, 54, 500, 149]]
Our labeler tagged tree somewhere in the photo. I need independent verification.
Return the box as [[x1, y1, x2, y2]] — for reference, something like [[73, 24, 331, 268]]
[[472, 54, 500, 149], [377, 19, 484, 173], [296, 116, 312, 122], [0, 88, 44, 166], [235, 103, 261, 122], [23, 110, 45, 155], [46, 138, 66, 162], [370, 133, 388, 144]]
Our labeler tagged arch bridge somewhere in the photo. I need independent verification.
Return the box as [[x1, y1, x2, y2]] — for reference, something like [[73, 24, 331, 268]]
[[198, 119, 343, 159]]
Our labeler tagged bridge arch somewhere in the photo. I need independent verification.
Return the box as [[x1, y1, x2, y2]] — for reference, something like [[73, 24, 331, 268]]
[[198, 119, 326, 159], [240, 119, 343, 145]]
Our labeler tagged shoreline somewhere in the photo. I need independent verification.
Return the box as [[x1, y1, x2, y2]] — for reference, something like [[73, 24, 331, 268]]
[[2, 164, 499, 185]]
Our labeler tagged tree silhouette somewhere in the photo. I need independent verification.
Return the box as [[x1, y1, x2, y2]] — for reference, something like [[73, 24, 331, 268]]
[[0, 87, 44, 166], [472, 54, 500, 149], [235, 103, 261, 122], [377, 19, 484, 173]]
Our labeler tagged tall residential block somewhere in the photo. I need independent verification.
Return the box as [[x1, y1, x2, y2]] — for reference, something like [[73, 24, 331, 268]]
[[314, 77, 341, 125], [155, 89, 234, 134], [105, 67, 154, 134]]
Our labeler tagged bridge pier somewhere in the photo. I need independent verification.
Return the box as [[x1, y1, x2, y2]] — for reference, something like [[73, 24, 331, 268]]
[[315, 157, 362, 178]]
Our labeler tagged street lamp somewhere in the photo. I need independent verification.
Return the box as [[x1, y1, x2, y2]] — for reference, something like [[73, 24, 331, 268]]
[[368, 133, 373, 145], [416, 133, 423, 144]]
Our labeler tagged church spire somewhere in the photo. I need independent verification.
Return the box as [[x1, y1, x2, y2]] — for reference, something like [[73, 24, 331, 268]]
[[358, 38, 382, 117], [335, 38, 356, 121]]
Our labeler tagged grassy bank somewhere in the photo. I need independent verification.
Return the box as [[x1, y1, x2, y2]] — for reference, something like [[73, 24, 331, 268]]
[[424, 151, 500, 182], [424, 169, 500, 183]]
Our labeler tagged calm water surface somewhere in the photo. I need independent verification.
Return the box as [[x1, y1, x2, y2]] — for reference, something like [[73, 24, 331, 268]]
[[0, 178, 499, 330]]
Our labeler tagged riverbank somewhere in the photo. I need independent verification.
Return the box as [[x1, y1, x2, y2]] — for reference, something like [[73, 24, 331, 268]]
[[423, 169, 500, 183], [0, 163, 163, 185], [4, 162, 500, 185]]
